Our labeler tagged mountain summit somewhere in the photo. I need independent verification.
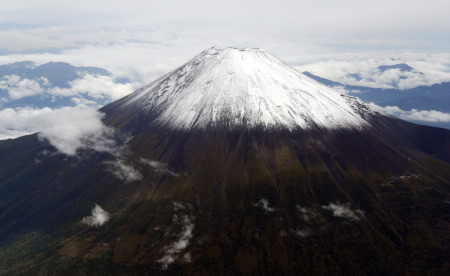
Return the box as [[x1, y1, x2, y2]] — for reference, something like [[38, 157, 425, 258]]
[[105, 47, 376, 130], [0, 47, 449, 274]]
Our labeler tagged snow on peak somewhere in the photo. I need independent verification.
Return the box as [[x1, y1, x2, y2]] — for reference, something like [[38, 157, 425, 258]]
[[120, 47, 376, 130]]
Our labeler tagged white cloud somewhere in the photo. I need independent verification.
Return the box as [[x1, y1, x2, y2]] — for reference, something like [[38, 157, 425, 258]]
[[1, 1, 449, 45], [0, 103, 146, 183], [172, 202, 185, 211], [36, 107, 116, 155], [0, 62, 135, 106], [82, 204, 110, 227], [49, 74, 135, 100], [375, 105, 450, 123], [0, 75, 44, 99], [0, 23, 448, 100], [0, 27, 196, 87], [322, 202, 364, 221], [0, 106, 117, 155], [139, 158, 178, 177], [181, 252, 191, 263], [71, 97, 98, 106], [253, 198, 276, 213], [292, 228, 311, 238], [297, 52, 450, 90], [158, 215, 194, 270], [330, 85, 349, 94], [103, 156, 181, 183], [295, 205, 319, 222], [106, 159, 142, 182]]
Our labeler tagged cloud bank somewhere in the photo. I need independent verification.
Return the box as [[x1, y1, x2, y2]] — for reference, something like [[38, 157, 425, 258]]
[[37, 108, 117, 155], [378, 105, 450, 123], [0, 106, 117, 155], [0, 72, 135, 105], [0, 75, 47, 99], [296, 52, 450, 90], [0, 102, 179, 183], [49, 74, 134, 100]]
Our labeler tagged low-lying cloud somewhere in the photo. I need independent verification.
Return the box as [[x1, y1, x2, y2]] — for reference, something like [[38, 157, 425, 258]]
[[296, 205, 319, 222], [0, 103, 147, 183], [104, 155, 180, 183], [0, 106, 117, 156], [139, 158, 178, 177], [377, 105, 450, 123], [49, 74, 135, 100], [106, 159, 143, 182], [297, 53, 450, 90], [82, 204, 110, 227], [0, 75, 48, 99], [38, 108, 117, 155], [158, 215, 194, 270], [1, 73, 135, 104], [0, 104, 180, 183], [253, 198, 277, 213], [322, 202, 364, 221], [292, 228, 311, 238]]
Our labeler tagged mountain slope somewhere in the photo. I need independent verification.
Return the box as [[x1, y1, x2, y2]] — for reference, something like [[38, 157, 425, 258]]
[[0, 47, 449, 275], [102, 47, 376, 131]]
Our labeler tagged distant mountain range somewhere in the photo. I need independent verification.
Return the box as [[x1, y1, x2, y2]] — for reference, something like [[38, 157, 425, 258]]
[[303, 67, 450, 129], [376, 63, 414, 73], [0, 61, 109, 87], [1, 60, 449, 130], [0, 61, 130, 109]]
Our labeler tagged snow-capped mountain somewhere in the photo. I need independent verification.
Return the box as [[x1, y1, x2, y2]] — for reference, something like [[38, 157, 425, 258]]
[[105, 47, 378, 130], [0, 47, 449, 274]]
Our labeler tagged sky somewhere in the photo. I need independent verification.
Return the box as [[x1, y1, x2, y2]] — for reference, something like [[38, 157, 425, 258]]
[[1, 0, 450, 148], [1, 0, 449, 82]]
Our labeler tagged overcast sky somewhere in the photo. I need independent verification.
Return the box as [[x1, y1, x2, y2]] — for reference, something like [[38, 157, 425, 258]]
[[1, 0, 449, 75], [1, 0, 450, 142]]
